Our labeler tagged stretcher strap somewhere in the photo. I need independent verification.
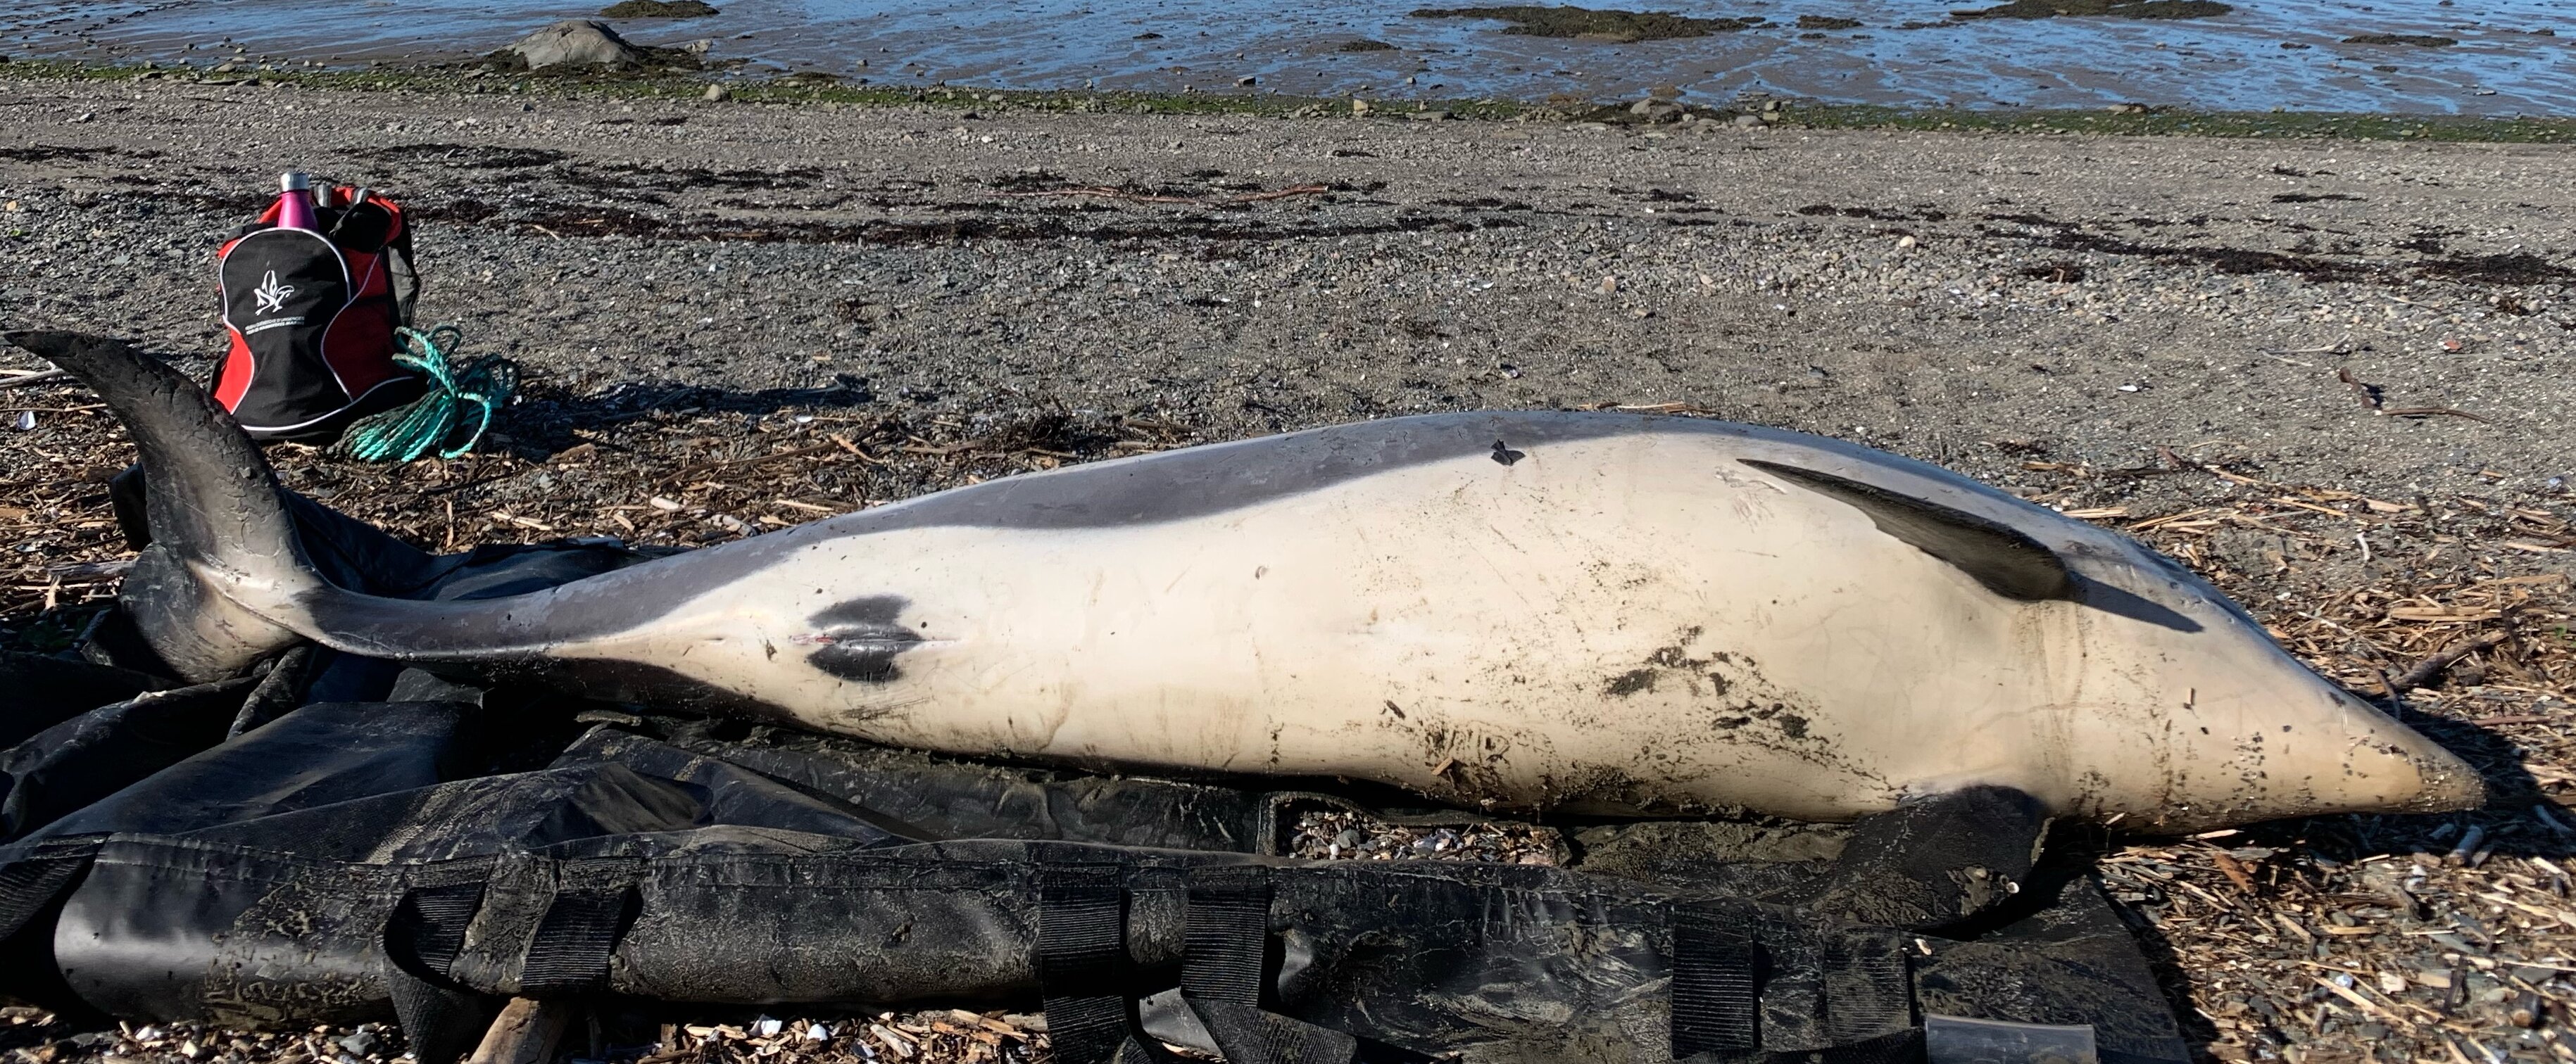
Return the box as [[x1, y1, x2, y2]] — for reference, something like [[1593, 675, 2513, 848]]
[[519, 885, 636, 995], [1181, 866, 1357, 1064], [389, 881, 486, 979], [384, 880, 503, 1064], [1037, 864, 1138, 1064], [1822, 931, 1914, 1046], [1673, 904, 1926, 1064], [1182, 865, 1271, 1006], [1671, 903, 1764, 1060]]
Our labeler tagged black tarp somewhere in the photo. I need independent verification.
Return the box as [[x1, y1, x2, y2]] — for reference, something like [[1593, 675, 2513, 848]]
[[0, 539, 2192, 1064]]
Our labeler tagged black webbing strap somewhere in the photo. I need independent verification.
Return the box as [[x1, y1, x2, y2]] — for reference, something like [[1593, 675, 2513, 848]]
[[1037, 863, 1139, 1064], [1186, 1000, 1358, 1064], [0, 837, 99, 942], [1671, 902, 1764, 1060], [1820, 931, 1913, 1046], [389, 881, 486, 980], [518, 871, 641, 996], [1182, 864, 1271, 1006], [1180, 866, 1357, 1064], [385, 880, 501, 1064]]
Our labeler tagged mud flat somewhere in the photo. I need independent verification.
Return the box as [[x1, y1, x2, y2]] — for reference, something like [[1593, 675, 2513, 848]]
[[2, 72, 2575, 1063]]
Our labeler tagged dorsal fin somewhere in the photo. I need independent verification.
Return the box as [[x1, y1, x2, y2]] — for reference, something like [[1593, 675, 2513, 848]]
[[1740, 459, 2075, 602]]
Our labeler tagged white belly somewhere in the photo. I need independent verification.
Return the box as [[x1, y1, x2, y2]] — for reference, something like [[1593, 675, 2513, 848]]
[[577, 431, 2083, 821]]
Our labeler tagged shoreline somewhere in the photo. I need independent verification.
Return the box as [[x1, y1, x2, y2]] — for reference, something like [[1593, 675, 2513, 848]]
[[8, 57, 2576, 144]]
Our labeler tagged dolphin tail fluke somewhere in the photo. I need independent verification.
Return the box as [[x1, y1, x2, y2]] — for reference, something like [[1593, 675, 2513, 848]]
[[6, 330, 328, 680]]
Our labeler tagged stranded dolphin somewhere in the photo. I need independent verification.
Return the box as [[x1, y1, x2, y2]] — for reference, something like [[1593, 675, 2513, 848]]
[[10, 330, 2482, 832]]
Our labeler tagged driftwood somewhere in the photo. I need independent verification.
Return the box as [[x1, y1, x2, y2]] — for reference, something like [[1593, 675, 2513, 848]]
[[2389, 630, 2512, 692], [466, 998, 572, 1064]]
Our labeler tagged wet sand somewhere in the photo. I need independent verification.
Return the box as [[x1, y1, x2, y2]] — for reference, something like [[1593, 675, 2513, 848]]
[[6, 0, 2573, 115]]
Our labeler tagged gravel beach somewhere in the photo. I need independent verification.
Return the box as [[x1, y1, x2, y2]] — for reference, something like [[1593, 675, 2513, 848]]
[[4, 73, 2575, 1064]]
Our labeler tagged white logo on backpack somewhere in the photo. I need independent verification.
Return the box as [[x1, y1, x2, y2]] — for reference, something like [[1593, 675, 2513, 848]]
[[253, 270, 297, 314]]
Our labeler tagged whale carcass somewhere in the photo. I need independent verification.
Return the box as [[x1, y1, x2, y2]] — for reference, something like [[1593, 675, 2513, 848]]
[[11, 331, 2481, 832]]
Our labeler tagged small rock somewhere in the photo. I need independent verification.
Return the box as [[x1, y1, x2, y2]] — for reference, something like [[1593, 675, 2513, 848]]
[[9, 411, 33, 431], [337, 1032, 382, 1058], [1896, 234, 1918, 249], [504, 20, 643, 70], [703, 83, 729, 101], [1628, 98, 1685, 122], [1236, 75, 1256, 87], [1598, 275, 1619, 294], [1733, 113, 1764, 128], [1350, 99, 1371, 115]]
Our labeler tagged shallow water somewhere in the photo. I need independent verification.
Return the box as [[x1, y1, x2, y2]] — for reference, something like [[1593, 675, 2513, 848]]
[[6, 0, 2572, 115]]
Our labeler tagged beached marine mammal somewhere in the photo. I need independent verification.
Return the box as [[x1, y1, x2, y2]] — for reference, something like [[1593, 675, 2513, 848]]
[[11, 330, 2481, 832]]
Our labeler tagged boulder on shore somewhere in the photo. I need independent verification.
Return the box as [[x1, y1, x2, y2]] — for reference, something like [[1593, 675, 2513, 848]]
[[505, 20, 644, 69]]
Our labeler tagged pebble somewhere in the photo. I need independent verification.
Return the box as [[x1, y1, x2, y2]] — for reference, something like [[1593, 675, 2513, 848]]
[[704, 83, 730, 101]]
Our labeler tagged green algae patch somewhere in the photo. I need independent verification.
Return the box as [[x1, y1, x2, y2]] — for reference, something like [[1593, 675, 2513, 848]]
[[1952, 0, 2230, 19], [1410, 6, 1761, 42], [2342, 33, 2458, 46]]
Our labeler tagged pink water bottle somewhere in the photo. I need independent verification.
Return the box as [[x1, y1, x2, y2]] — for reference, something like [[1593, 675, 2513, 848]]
[[274, 172, 317, 231]]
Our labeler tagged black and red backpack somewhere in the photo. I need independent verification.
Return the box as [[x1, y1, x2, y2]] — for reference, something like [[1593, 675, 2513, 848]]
[[213, 187, 427, 441]]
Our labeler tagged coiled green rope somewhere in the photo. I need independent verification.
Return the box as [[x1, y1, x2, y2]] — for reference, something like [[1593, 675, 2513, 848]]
[[339, 324, 518, 463]]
